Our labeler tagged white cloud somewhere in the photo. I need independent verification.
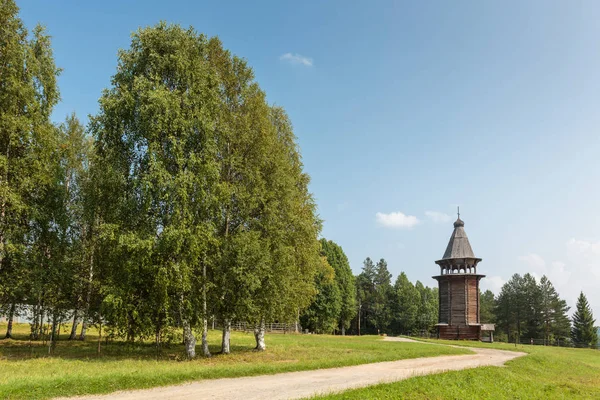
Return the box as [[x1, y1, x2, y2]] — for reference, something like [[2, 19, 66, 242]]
[[518, 253, 546, 269], [375, 211, 419, 229], [425, 211, 452, 223], [516, 246, 600, 317], [566, 238, 600, 255], [279, 53, 313, 67], [480, 275, 506, 294]]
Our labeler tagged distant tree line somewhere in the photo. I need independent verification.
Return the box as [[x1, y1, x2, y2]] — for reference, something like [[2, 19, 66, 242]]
[[300, 245, 439, 336], [0, 1, 322, 358], [480, 273, 598, 348], [299, 242, 598, 349]]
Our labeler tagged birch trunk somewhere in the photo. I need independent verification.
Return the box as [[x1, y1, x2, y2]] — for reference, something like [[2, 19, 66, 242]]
[[79, 252, 94, 341], [221, 319, 231, 354], [97, 318, 102, 355], [4, 302, 15, 339], [182, 319, 196, 359], [48, 311, 58, 354], [254, 317, 266, 351], [38, 305, 46, 340], [201, 260, 211, 357], [69, 311, 79, 340], [341, 325, 345, 336], [79, 319, 88, 341], [201, 317, 211, 357]]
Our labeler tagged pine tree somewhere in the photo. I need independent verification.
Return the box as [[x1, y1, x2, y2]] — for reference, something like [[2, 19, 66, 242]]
[[572, 292, 598, 348], [355, 258, 376, 334], [391, 272, 419, 334], [538, 275, 570, 343], [372, 259, 392, 334]]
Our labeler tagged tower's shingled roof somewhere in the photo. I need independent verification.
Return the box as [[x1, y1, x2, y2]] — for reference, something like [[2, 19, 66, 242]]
[[442, 217, 476, 259]]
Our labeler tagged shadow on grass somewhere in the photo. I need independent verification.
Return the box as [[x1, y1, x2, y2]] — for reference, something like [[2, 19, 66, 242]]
[[0, 335, 256, 362]]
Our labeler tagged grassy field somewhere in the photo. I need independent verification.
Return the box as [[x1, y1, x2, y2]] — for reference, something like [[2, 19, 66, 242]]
[[311, 339, 600, 399], [0, 323, 469, 399]]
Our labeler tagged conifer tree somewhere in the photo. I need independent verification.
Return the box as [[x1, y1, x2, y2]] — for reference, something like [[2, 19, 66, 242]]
[[372, 259, 392, 333], [572, 291, 598, 348], [391, 272, 419, 334], [538, 275, 570, 343]]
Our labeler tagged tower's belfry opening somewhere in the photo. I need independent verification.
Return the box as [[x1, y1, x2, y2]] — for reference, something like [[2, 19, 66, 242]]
[[433, 211, 485, 340]]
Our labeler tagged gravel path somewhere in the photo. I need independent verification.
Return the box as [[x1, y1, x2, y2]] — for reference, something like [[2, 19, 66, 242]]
[[58, 338, 525, 400]]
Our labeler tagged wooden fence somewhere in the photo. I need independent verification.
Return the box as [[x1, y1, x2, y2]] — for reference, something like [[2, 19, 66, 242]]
[[216, 322, 302, 334]]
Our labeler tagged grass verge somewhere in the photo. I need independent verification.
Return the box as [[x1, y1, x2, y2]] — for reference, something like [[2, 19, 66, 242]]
[[311, 339, 600, 399], [0, 324, 469, 399]]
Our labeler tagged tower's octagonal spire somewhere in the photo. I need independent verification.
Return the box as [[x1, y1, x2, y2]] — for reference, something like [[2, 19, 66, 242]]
[[442, 217, 475, 259]]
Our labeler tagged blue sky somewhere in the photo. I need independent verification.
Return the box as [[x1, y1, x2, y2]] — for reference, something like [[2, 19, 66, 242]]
[[18, 1, 600, 317]]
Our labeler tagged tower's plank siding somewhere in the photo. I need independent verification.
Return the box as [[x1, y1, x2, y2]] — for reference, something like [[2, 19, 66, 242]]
[[468, 278, 479, 323], [439, 281, 449, 323], [450, 278, 466, 325]]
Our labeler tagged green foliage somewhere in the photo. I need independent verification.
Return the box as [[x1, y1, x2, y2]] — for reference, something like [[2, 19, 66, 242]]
[[414, 281, 438, 333], [90, 23, 222, 347], [0, 0, 62, 339], [572, 291, 598, 348], [480, 289, 495, 323], [391, 272, 419, 334], [0, 6, 320, 357], [355, 257, 394, 334], [495, 273, 572, 344], [301, 257, 342, 333], [88, 23, 321, 353], [319, 239, 356, 333], [538, 275, 570, 342]]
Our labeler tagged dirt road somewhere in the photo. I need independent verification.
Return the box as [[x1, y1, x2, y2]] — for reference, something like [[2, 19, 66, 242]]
[[59, 338, 525, 400]]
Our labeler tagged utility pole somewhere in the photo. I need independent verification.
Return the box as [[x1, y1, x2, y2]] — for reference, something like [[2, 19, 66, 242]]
[[357, 301, 362, 336]]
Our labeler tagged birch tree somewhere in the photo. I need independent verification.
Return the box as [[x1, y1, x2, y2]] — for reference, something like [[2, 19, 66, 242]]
[[91, 23, 220, 358], [249, 106, 321, 349], [0, 0, 60, 339], [319, 239, 355, 335], [205, 38, 321, 354]]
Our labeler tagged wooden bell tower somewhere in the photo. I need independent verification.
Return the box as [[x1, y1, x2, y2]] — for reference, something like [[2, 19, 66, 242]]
[[433, 210, 485, 340]]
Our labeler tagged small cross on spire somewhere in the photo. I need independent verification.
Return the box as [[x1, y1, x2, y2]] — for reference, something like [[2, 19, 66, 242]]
[[457, 206, 460, 219]]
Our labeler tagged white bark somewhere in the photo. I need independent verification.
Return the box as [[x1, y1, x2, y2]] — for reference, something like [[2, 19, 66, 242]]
[[201, 260, 211, 357], [69, 311, 79, 340], [79, 251, 94, 341], [221, 319, 231, 354], [4, 303, 15, 339], [254, 318, 266, 351], [201, 317, 211, 357], [183, 320, 196, 359], [341, 325, 346, 336]]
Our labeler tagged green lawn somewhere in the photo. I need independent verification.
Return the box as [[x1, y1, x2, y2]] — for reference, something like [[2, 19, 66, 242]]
[[0, 323, 469, 399], [311, 339, 600, 399]]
